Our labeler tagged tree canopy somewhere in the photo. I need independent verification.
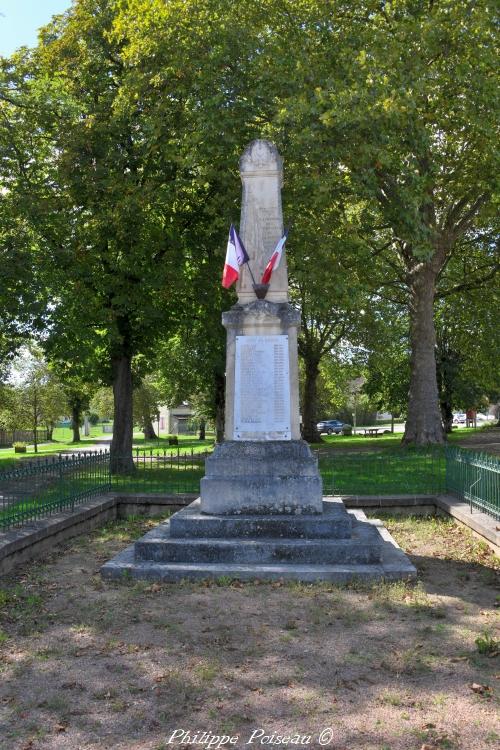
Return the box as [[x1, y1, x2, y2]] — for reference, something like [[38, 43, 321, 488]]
[[1, 0, 498, 455]]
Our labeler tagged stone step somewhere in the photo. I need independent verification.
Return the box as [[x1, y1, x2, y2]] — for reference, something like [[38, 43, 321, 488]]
[[134, 520, 382, 565], [101, 545, 416, 583], [170, 499, 352, 540]]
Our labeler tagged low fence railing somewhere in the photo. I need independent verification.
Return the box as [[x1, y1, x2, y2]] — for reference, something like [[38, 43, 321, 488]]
[[112, 449, 210, 495], [317, 448, 445, 497], [0, 450, 111, 529], [0, 445, 498, 530], [445, 446, 500, 519]]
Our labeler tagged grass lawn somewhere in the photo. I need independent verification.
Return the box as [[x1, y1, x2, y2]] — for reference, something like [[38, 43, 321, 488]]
[[131, 433, 215, 455], [311, 427, 479, 452], [0, 431, 215, 471], [319, 450, 445, 495], [0, 514, 498, 749], [0, 427, 108, 469]]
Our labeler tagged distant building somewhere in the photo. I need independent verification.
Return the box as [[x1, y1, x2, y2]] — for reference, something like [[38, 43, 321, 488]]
[[158, 403, 195, 434]]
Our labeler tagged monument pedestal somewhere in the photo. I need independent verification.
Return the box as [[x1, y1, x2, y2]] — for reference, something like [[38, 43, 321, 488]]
[[100, 498, 416, 582], [200, 441, 322, 515], [222, 300, 302, 443], [101, 139, 416, 584]]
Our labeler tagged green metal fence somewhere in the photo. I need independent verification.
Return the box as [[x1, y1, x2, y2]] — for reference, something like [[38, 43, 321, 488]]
[[317, 448, 445, 496], [111, 448, 208, 495], [0, 451, 111, 530], [1, 444, 498, 530], [445, 446, 500, 519]]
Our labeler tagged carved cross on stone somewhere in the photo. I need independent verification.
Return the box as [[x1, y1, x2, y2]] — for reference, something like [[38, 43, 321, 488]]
[[237, 139, 288, 304]]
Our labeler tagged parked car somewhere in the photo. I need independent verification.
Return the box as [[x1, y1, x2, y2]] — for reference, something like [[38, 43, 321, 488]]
[[453, 413, 466, 425], [316, 419, 347, 435]]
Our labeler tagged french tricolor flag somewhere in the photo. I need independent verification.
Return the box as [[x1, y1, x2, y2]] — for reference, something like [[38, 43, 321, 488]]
[[222, 224, 250, 288], [261, 229, 289, 284]]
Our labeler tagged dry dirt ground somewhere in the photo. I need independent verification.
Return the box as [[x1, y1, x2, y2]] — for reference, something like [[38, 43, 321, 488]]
[[0, 514, 499, 750]]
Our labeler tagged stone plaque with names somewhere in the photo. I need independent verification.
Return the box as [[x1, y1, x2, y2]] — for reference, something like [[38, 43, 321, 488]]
[[234, 335, 291, 441]]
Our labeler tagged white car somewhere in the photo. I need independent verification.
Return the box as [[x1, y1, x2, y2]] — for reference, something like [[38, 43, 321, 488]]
[[453, 413, 466, 425]]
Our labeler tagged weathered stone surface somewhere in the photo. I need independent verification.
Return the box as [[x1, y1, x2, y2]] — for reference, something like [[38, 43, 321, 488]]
[[223, 301, 301, 441], [202, 440, 319, 474], [222, 300, 300, 329], [100, 506, 417, 583], [200, 440, 323, 515], [135, 521, 382, 565], [237, 140, 287, 304], [201, 476, 323, 516], [170, 498, 352, 539]]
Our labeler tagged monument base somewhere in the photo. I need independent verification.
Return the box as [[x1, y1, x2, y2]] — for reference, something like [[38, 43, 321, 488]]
[[101, 498, 416, 583], [200, 440, 323, 515]]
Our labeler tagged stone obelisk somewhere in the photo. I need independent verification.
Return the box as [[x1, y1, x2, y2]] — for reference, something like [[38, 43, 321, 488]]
[[102, 139, 417, 583], [236, 140, 288, 304], [200, 140, 322, 515]]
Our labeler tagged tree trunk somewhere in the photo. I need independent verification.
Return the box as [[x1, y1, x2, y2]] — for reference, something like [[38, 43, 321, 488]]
[[110, 355, 135, 474], [46, 425, 54, 441], [199, 420, 206, 440], [214, 374, 225, 444], [71, 403, 81, 443], [437, 354, 454, 435], [403, 265, 445, 445], [33, 391, 38, 454], [440, 400, 454, 434], [142, 412, 157, 440], [301, 355, 322, 443]]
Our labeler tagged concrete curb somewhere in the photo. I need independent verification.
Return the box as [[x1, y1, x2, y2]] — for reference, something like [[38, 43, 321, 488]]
[[0, 493, 190, 575], [434, 494, 500, 552], [0, 492, 498, 576]]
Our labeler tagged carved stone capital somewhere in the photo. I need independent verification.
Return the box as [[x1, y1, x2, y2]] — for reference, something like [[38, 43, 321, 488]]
[[222, 301, 300, 330]]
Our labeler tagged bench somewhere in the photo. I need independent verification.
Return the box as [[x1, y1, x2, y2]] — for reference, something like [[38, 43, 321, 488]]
[[362, 428, 384, 437]]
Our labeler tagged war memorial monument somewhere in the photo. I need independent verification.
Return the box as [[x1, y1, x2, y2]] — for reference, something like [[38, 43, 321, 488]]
[[102, 140, 415, 583]]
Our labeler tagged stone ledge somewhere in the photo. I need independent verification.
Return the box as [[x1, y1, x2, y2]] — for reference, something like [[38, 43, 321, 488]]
[[1, 492, 497, 576], [339, 494, 437, 507], [339, 494, 499, 554], [435, 494, 499, 552], [0, 493, 191, 576]]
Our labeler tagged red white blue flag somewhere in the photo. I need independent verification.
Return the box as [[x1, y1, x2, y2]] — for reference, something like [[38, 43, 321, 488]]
[[261, 229, 289, 284], [222, 224, 249, 288]]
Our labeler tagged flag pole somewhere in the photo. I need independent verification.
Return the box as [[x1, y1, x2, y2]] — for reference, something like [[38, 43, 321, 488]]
[[246, 262, 257, 286], [233, 222, 257, 285]]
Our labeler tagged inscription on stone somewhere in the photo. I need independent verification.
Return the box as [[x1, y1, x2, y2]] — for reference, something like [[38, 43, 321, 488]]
[[234, 335, 291, 440]]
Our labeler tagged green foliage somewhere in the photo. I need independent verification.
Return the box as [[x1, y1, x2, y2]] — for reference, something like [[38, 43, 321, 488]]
[[1, 0, 498, 451], [3, 347, 67, 439], [133, 374, 166, 435], [475, 631, 499, 656], [0, 54, 48, 371], [90, 388, 114, 421], [364, 304, 411, 417], [435, 282, 500, 411]]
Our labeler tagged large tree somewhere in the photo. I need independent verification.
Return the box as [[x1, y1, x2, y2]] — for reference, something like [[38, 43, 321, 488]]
[[0, 56, 47, 374], [271, 0, 499, 444], [3, 1, 220, 471], [5, 0, 498, 456]]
